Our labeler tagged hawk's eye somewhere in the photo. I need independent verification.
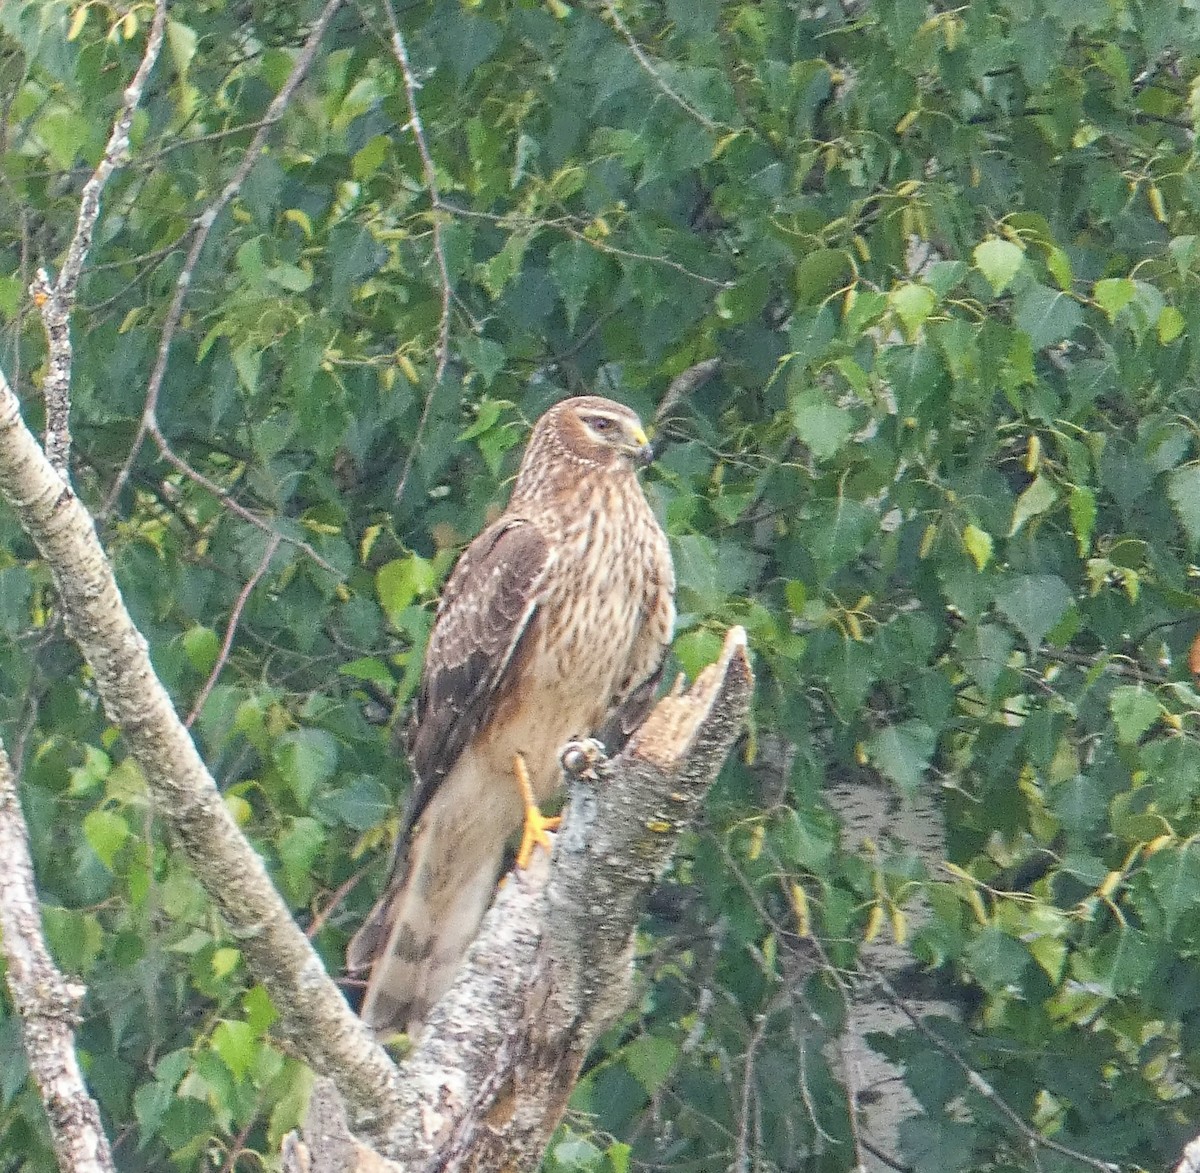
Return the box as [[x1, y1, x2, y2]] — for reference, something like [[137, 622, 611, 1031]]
[[586, 416, 616, 434]]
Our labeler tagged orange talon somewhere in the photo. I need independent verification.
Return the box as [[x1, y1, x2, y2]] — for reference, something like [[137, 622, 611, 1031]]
[[513, 752, 561, 868]]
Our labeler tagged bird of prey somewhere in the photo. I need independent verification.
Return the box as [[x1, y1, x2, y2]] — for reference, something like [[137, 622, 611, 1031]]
[[347, 396, 676, 1036]]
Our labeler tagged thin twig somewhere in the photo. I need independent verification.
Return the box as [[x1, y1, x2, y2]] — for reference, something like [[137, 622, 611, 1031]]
[[433, 201, 733, 288], [186, 533, 282, 728], [869, 968, 1121, 1172], [601, 0, 722, 132], [36, 0, 167, 479], [380, 0, 453, 504], [381, 0, 451, 383], [152, 440, 340, 575], [0, 740, 117, 1173], [104, 0, 348, 515], [306, 866, 371, 941]]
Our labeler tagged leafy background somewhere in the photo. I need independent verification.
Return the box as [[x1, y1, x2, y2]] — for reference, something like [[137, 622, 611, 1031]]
[[5, 0, 1200, 1169]]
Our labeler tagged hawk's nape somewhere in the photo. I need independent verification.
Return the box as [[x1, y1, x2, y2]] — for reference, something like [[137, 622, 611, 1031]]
[[347, 396, 676, 1036]]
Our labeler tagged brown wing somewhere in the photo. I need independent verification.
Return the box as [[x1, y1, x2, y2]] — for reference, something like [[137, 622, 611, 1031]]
[[403, 516, 551, 834], [346, 518, 550, 976]]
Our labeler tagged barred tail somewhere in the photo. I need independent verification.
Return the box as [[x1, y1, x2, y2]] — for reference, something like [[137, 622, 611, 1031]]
[[349, 816, 506, 1037]]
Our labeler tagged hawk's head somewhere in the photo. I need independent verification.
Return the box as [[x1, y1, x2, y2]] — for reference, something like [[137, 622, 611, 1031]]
[[539, 396, 653, 471]]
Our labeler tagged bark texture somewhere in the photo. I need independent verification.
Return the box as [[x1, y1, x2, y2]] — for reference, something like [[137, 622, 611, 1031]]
[[0, 369, 406, 1132], [287, 627, 753, 1170], [0, 741, 115, 1173]]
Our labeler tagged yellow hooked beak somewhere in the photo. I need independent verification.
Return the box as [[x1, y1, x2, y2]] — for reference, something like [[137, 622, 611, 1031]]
[[630, 424, 653, 466]]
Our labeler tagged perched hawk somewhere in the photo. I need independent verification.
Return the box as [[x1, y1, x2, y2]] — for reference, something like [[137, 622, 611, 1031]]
[[348, 396, 676, 1035]]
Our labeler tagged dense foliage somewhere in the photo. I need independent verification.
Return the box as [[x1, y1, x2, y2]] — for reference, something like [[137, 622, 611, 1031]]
[[5, 0, 1200, 1169]]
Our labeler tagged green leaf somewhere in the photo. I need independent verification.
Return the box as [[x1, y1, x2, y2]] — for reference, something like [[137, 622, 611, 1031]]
[[789, 386, 852, 460], [337, 657, 396, 685], [231, 342, 260, 394], [1109, 685, 1159, 744], [266, 264, 313, 292], [1045, 246, 1073, 291], [352, 135, 390, 181], [211, 1020, 256, 1082], [376, 555, 436, 627], [715, 270, 769, 324], [315, 776, 392, 831], [1145, 845, 1200, 933], [274, 729, 338, 809], [973, 238, 1024, 295], [621, 1036, 679, 1094], [166, 19, 198, 79], [966, 925, 1030, 991], [1158, 305, 1186, 344], [1008, 474, 1058, 536], [794, 248, 854, 306], [1093, 277, 1135, 322], [994, 574, 1072, 651], [83, 808, 131, 871], [277, 817, 326, 900], [865, 720, 936, 794], [1014, 284, 1083, 349], [549, 239, 602, 329], [1167, 467, 1200, 547], [1069, 486, 1097, 553], [889, 282, 937, 338], [0, 566, 31, 634], [1090, 924, 1153, 996], [182, 626, 220, 674]]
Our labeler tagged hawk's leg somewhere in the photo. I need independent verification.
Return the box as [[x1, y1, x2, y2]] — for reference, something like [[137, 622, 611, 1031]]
[[513, 751, 561, 868]]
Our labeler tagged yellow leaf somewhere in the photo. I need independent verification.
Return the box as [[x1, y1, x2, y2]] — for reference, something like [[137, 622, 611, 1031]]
[[360, 523, 382, 564], [789, 883, 810, 937], [67, 5, 88, 40], [962, 524, 993, 571], [397, 354, 419, 384], [919, 522, 937, 558], [284, 208, 314, 239], [864, 903, 884, 944]]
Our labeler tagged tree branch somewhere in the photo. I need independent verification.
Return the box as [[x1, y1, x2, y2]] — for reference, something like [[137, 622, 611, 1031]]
[[328, 626, 753, 1166], [104, 0, 347, 513], [0, 738, 116, 1173], [35, 0, 167, 480], [0, 361, 406, 1133]]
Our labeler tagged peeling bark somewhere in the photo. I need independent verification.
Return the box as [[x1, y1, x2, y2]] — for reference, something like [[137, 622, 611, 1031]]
[[0, 740, 115, 1173]]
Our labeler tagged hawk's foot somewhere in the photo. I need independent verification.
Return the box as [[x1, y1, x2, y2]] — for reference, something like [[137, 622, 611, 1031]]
[[513, 751, 561, 868]]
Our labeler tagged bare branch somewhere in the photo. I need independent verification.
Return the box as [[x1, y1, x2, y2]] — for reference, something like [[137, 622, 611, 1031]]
[[0, 738, 116, 1173], [152, 439, 342, 576], [380, 0, 454, 505], [600, 1, 723, 132], [654, 357, 721, 436], [0, 360, 406, 1134], [36, 0, 167, 479], [185, 532, 282, 728], [869, 968, 1121, 1173], [381, 1, 451, 384], [104, 0, 348, 513]]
